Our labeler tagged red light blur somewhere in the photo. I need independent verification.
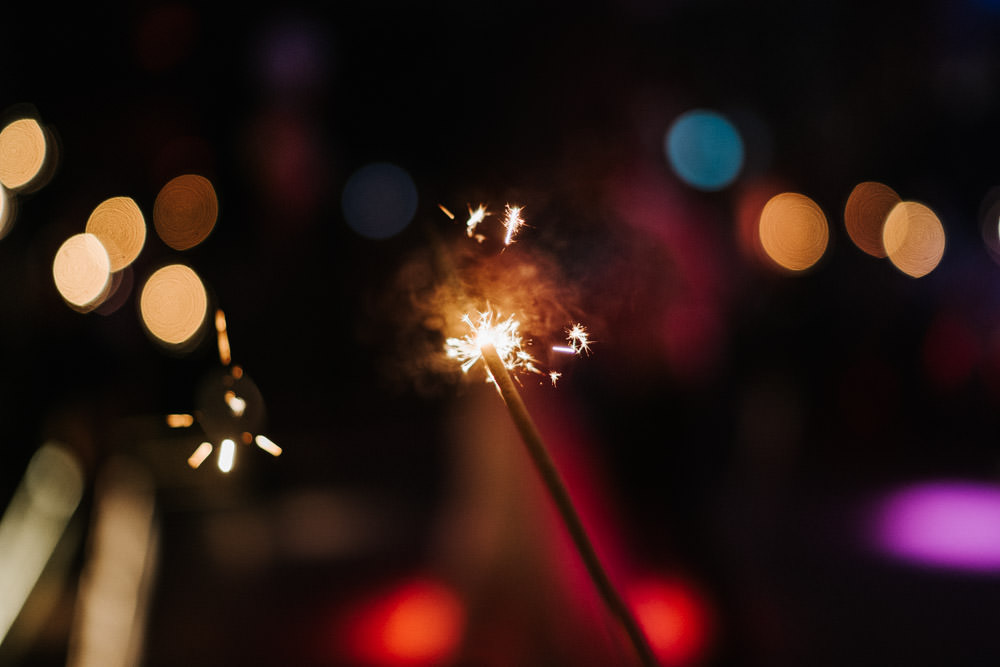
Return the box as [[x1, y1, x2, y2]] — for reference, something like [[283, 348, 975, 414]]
[[341, 577, 465, 667], [628, 577, 712, 666]]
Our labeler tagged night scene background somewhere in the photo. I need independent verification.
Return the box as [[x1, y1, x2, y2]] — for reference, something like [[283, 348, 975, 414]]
[[3, 1, 1000, 665]]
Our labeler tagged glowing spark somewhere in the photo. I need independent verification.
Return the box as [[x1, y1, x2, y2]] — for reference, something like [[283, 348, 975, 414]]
[[224, 390, 247, 417], [166, 413, 194, 428], [218, 438, 236, 473], [438, 204, 455, 220], [550, 371, 561, 386], [567, 323, 591, 354], [187, 442, 213, 469], [465, 204, 488, 238], [502, 204, 525, 245], [216, 309, 231, 365], [255, 435, 282, 457], [445, 308, 540, 378]]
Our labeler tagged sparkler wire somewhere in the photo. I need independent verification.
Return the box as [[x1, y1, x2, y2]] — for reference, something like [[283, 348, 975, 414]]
[[480, 343, 659, 667]]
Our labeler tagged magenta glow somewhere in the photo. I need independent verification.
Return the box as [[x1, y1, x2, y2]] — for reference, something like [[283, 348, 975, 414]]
[[874, 481, 1000, 573]]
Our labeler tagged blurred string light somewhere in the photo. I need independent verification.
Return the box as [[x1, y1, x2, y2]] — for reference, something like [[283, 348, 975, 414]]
[[758, 192, 829, 272], [66, 459, 158, 667], [169, 309, 282, 472], [844, 181, 901, 258], [53, 194, 150, 314], [52, 233, 113, 312], [152, 173, 218, 250], [339, 577, 465, 667], [0, 112, 57, 240], [883, 201, 946, 278], [0, 116, 54, 193], [871, 480, 1000, 573], [0, 443, 84, 646], [84, 196, 146, 272], [342, 162, 418, 240], [664, 109, 744, 192], [138, 263, 208, 349]]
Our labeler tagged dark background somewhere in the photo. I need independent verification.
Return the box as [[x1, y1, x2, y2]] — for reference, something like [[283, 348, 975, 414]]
[[3, 1, 1000, 665]]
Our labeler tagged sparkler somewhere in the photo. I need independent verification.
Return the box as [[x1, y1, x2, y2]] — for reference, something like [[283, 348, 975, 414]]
[[502, 203, 525, 246], [436, 196, 653, 664], [475, 339, 659, 667]]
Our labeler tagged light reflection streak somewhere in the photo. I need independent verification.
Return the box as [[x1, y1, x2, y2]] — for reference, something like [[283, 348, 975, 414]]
[[66, 459, 158, 667], [0, 443, 84, 645]]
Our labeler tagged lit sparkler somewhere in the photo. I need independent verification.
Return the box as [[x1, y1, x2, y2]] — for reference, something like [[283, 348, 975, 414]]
[[502, 204, 525, 245], [438, 198, 652, 665], [445, 307, 541, 378]]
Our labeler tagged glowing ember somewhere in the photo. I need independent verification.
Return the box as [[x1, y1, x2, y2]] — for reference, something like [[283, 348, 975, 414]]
[[549, 371, 561, 386], [445, 308, 540, 378], [166, 413, 194, 428], [502, 204, 525, 245], [438, 204, 455, 220], [187, 442, 213, 469], [465, 204, 489, 238]]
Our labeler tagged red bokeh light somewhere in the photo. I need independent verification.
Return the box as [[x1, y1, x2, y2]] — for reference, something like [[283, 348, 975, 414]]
[[341, 577, 465, 667], [629, 577, 712, 666]]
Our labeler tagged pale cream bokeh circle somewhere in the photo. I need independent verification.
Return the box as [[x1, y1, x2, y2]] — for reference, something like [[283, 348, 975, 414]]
[[52, 233, 111, 309], [85, 196, 147, 271], [883, 201, 945, 278], [759, 192, 829, 271], [0, 118, 48, 191], [139, 264, 208, 345]]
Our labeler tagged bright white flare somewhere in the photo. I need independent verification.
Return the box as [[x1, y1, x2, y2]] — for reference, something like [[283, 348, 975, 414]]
[[502, 204, 525, 245], [445, 308, 540, 378], [218, 439, 236, 473]]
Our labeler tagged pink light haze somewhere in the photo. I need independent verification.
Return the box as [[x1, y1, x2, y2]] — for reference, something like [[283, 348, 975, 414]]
[[874, 481, 1000, 573]]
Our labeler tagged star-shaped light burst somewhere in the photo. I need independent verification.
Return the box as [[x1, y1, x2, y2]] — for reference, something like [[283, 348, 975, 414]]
[[167, 309, 282, 472], [445, 307, 542, 378]]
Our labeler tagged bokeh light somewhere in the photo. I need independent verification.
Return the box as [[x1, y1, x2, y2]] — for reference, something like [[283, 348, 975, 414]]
[[629, 577, 711, 666], [665, 109, 744, 191], [882, 201, 945, 278], [0, 184, 14, 240], [152, 174, 219, 250], [844, 181, 900, 257], [341, 162, 418, 240], [734, 177, 788, 264], [342, 578, 465, 667], [139, 263, 208, 347], [84, 196, 147, 271], [0, 117, 49, 192], [52, 233, 112, 311], [758, 192, 829, 271], [254, 15, 332, 96], [872, 480, 1000, 572], [977, 186, 1000, 266]]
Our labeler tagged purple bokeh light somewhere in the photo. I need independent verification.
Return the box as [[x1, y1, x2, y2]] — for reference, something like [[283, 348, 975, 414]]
[[874, 480, 1000, 573]]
